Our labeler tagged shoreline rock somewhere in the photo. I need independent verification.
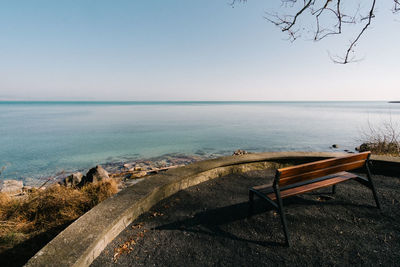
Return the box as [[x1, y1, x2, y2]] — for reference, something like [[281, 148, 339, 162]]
[[82, 165, 110, 184], [129, 171, 148, 179], [233, 149, 249, 156], [64, 172, 84, 187]]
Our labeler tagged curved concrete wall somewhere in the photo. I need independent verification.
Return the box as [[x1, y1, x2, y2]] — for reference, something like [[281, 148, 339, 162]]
[[25, 152, 399, 267]]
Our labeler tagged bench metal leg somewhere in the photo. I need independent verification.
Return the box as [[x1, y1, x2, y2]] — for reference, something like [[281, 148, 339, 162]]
[[275, 190, 290, 246], [248, 190, 254, 217], [369, 181, 381, 210], [332, 184, 337, 194], [366, 163, 381, 210]]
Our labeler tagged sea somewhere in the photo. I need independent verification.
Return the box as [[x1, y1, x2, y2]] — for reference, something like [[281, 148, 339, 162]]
[[0, 101, 399, 184]]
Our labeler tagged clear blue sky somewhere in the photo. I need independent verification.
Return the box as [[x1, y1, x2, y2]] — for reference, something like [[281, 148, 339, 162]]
[[0, 0, 398, 101]]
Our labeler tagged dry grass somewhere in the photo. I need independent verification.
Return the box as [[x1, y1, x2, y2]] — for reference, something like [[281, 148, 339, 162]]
[[359, 119, 400, 156], [0, 179, 118, 252]]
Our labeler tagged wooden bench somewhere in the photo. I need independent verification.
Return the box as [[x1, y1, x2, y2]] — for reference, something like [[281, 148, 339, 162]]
[[248, 151, 381, 246]]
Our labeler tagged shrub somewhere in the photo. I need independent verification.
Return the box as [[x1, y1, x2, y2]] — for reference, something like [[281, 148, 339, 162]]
[[0, 179, 119, 252], [358, 118, 400, 156]]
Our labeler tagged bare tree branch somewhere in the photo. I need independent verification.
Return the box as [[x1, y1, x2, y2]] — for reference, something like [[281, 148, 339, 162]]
[[339, 0, 376, 64], [394, 0, 400, 13], [282, 0, 313, 32], [232, 0, 398, 64]]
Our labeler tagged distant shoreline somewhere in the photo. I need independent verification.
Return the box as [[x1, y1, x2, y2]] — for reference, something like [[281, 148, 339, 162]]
[[0, 100, 391, 105], [389, 101, 400, 103]]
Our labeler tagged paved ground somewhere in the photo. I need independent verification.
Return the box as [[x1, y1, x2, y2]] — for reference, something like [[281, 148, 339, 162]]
[[92, 169, 400, 266]]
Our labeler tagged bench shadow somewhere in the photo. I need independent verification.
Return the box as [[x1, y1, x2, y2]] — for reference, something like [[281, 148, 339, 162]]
[[155, 192, 382, 249], [284, 194, 379, 210], [155, 201, 283, 247]]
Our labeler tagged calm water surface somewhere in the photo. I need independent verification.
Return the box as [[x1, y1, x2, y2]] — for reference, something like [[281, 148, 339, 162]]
[[0, 101, 399, 182]]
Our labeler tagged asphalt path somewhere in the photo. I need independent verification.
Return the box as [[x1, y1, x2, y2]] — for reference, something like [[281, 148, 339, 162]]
[[92, 169, 400, 266]]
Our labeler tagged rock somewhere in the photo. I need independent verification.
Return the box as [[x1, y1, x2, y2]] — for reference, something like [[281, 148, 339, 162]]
[[130, 171, 148, 179], [332, 144, 339, 149], [233, 149, 249, 156], [158, 160, 167, 168], [0, 179, 23, 195], [84, 165, 109, 184], [356, 142, 399, 154], [64, 172, 84, 187], [133, 166, 142, 171], [356, 143, 372, 152], [123, 163, 131, 169]]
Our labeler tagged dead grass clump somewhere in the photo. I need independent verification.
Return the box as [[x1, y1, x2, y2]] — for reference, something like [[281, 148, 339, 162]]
[[359, 119, 400, 156], [0, 178, 119, 252], [0, 192, 10, 206], [81, 178, 119, 206], [20, 186, 91, 231]]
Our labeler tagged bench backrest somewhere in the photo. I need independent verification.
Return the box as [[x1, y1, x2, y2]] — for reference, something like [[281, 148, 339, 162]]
[[276, 152, 371, 187]]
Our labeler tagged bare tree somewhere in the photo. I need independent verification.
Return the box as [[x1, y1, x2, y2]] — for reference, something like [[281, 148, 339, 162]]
[[232, 0, 399, 63]]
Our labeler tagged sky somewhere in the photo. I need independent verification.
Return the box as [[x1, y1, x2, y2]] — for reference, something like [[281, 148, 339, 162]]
[[0, 0, 399, 101]]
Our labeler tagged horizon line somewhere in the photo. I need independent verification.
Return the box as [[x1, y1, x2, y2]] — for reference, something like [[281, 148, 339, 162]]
[[0, 100, 394, 103]]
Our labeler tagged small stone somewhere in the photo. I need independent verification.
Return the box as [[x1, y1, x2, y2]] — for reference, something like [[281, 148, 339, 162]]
[[158, 160, 167, 167], [64, 172, 84, 187], [233, 149, 249, 156], [133, 166, 142, 171], [332, 144, 339, 149], [130, 171, 148, 179]]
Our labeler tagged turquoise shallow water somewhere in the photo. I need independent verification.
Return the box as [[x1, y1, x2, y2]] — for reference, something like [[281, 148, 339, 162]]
[[0, 101, 399, 181]]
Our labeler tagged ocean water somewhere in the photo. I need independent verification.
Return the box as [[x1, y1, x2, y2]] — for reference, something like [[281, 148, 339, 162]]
[[0, 101, 399, 182]]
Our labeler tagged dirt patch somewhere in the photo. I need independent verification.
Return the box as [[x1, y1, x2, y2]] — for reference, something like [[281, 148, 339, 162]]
[[92, 169, 400, 266]]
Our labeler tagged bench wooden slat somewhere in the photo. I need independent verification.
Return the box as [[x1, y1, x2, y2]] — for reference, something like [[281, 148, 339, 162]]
[[268, 172, 357, 200], [278, 152, 369, 178], [278, 159, 365, 187]]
